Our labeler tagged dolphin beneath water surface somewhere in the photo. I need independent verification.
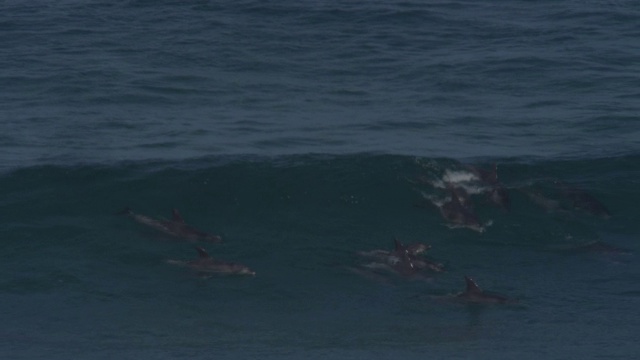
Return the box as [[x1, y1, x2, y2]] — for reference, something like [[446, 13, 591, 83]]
[[167, 246, 255, 276], [439, 188, 486, 233], [119, 207, 223, 243]]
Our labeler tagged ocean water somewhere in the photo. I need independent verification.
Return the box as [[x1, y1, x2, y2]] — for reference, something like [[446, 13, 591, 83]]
[[1, 0, 639, 359]]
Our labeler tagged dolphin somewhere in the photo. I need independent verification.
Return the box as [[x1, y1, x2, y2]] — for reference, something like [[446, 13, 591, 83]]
[[167, 209, 224, 242], [439, 189, 485, 233], [385, 250, 418, 277], [488, 186, 511, 210], [393, 238, 445, 272], [467, 164, 510, 210], [393, 238, 430, 256], [417, 186, 485, 233], [167, 246, 255, 276], [409, 256, 446, 273], [358, 238, 430, 261], [119, 207, 222, 243], [358, 239, 444, 275], [520, 188, 569, 214], [555, 182, 611, 218], [357, 240, 418, 277], [446, 183, 474, 208], [364, 238, 419, 276], [455, 276, 515, 304], [468, 163, 499, 184]]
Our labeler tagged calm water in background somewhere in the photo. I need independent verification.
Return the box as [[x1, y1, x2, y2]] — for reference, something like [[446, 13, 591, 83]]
[[1, 1, 639, 359], [2, 0, 640, 165]]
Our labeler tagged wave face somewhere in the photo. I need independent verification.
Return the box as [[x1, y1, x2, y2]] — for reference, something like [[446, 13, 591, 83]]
[[1, 154, 638, 358]]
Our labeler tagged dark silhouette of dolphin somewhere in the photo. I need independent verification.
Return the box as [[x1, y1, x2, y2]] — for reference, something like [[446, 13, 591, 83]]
[[167, 246, 255, 276], [520, 188, 569, 214], [470, 163, 499, 184], [393, 238, 445, 273], [119, 207, 222, 243], [468, 164, 510, 210], [440, 188, 485, 233], [357, 239, 444, 275], [555, 182, 611, 218], [393, 238, 430, 256]]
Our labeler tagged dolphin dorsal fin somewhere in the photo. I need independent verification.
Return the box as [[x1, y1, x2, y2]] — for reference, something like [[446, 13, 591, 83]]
[[195, 247, 210, 259], [394, 238, 405, 251], [172, 209, 185, 223], [464, 276, 483, 294]]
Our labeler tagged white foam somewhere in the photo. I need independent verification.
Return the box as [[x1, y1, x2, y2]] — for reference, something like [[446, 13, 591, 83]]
[[443, 169, 478, 184]]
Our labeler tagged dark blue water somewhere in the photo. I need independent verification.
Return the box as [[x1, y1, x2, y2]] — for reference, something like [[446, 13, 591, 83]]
[[1, 155, 638, 359], [2, 0, 640, 167], [1, 1, 639, 359]]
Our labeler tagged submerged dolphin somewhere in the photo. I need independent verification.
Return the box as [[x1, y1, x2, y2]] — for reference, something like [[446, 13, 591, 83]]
[[167, 246, 255, 276], [439, 188, 485, 233], [455, 276, 515, 304], [520, 188, 569, 214], [360, 238, 419, 276], [120, 207, 222, 243], [387, 250, 418, 277], [488, 186, 510, 210], [393, 238, 445, 273], [358, 238, 429, 261], [393, 238, 430, 256], [468, 164, 510, 210], [468, 163, 498, 184], [357, 238, 444, 276], [556, 182, 611, 218]]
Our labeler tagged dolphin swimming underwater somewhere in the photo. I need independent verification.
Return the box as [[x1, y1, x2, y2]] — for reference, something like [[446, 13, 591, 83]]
[[358, 238, 429, 261], [167, 246, 255, 276], [393, 238, 430, 256], [468, 164, 510, 210], [393, 238, 445, 273], [555, 182, 611, 218], [360, 238, 418, 276], [520, 188, 569, 214], [167, 209, 224, 242], [119, 207, 223, 243], [439, 188, 486, 233], [357, 238, 445, 276]]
